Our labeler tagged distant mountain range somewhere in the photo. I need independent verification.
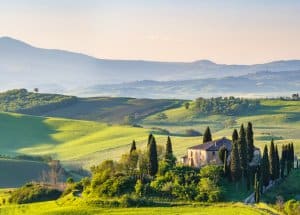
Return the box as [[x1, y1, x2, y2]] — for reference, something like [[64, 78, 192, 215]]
[[79, 70, 300, 99], [0, 36, 300, 98]]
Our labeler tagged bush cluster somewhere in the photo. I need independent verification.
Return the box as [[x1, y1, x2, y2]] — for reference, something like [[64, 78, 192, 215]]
[[9, 183, 62, 204], [0, 89, 77, 114], [194, 97, 260, 115]]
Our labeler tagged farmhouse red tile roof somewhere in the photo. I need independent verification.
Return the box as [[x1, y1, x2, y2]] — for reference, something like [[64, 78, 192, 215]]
[[187, 137, 232, 151]]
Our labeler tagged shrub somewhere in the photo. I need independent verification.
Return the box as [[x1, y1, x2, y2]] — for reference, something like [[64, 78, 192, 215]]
[[95, 176, 135, 197], [120, 195, 155, 207], [184, 129, 202, 137], [9, 183, 62, 204], [154, 113, 168, 120], [197, 178, 223, 202], [120, 194, 136, 207], [199, 165, 222, 184], [150, 127, 170, 135], [135, 180, 144, 197], [284, 199, 300, 215], [66, 177, 74, 184]]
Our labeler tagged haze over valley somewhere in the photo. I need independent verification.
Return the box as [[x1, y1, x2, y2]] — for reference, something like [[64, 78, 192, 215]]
[[1, 37, 299, 98]]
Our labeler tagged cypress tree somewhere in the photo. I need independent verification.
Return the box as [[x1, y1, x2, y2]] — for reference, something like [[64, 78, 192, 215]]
[[291, 143, 294, 162], [203, 126, 212, 143], [147, 134, 153, 146], [224, 150, 228, 175], [254, 172, 260, 203], [218, 146, 228, 164], [246, 122, 254, 162], [275, 145, 280, 179], [130, 140, 137, 153], [280, 145, 286, 178], [232, 129, 239, 143], [238, 124, 248, 177], [148, 135, 158, 176], [287, 143, 293, 174], [269, 139, 276, 180], [230, 134, 241, 182], [165, 136, 175, 167], [219, 146, 228, 175], [291, 143, 295, 170], [261, 145, 270, 187]]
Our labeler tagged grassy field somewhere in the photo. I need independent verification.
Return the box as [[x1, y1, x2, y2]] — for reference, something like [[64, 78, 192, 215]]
[[0, 89, 183, 124], [42, 97, 183, 124], [0, 98, 299, 187], [142, 99, 300, 157], [0, 112, 201, 172], [0, 200, 280, 215], [262, 169, 300, 203]]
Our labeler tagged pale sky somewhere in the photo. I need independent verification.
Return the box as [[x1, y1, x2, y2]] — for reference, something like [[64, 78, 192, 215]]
[[1, 0, 300, 64]]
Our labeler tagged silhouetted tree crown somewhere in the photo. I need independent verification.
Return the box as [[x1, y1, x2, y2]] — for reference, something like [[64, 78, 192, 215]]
[[203, 126, 212, 143]]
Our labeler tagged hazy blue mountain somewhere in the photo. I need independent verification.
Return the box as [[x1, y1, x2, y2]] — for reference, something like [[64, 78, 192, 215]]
[[81, 70, 300, 99], [1, 36, 300, 97]]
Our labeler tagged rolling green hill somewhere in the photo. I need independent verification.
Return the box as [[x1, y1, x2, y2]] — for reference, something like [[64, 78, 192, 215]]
[[0, 93, 299, 189], [0, 159, 49, 187], [142, 99, 300, 157], [0, 89, 183, 124], [0, 112, 200, 173]]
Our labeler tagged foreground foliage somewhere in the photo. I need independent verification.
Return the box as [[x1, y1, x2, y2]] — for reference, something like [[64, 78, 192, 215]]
[[9, 183, 62, 204]]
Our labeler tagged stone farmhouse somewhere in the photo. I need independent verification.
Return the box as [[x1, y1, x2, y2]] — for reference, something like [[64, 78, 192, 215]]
[[181, 137, 260, 168]]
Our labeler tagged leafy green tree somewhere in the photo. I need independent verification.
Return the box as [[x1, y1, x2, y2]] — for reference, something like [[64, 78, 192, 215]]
[[184, 102, 190, 110], [199, 165, 222, 184], [269, 139, 276, 180], [130, 140, 137, 153], [246, 122, 254, 162], [261, 145, 270, 187], [119, 152, 139, 175], [197, 178, 222, 202], [135, 179, 144, 197], [203, 126, 212, 143], [148, 136, 158, 176], [66, 177, 74, 184]]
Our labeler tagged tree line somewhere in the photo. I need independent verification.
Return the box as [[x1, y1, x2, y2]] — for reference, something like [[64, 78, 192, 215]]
[[254, 141, 295, 203], [60, 123, 296, 206], [194, 97, 260, 115]]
